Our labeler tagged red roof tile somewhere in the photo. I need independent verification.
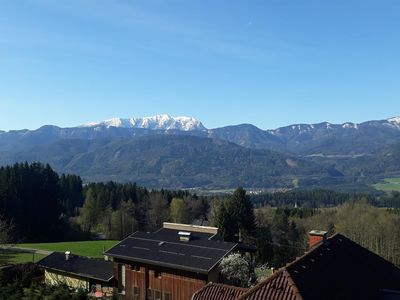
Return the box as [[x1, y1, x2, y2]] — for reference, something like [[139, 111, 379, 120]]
[[237, 270, 302, 300], [192, 282, 248, 300]]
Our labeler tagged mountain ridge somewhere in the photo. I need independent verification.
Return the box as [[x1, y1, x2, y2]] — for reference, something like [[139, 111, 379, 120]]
[[2, 115, 400, 135], [1, 115, 399, 189], [80, 114, 207, 131]]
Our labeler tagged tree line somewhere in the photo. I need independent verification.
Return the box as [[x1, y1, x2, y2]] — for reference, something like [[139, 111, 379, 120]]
[[295, 200, 400, 266], [77, 182, 209, 240], [0, 162, 83, 242], [1, 162, 399, 268]]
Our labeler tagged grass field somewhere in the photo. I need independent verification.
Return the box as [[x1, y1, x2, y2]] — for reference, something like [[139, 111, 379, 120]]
[[18, 240, 118, 258], [373, 178, 400, 192], [255, 267, 273, 281], [0, 251, 46, 265]]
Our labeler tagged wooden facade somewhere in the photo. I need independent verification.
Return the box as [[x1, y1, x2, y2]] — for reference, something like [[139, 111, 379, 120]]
[[105, 224, 238, 300], [114, 259, 210, 300]]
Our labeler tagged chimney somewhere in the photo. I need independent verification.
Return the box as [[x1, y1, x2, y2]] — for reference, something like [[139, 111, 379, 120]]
[[65, 251, 71, 261], [308, 230, 328, 248], [178, 231, 191, 242]]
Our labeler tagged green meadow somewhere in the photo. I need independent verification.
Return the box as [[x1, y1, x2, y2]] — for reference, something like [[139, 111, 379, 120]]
[[17, 240, 118, 258], [0, 251, 46, 265], [373, 178, 400, 192]]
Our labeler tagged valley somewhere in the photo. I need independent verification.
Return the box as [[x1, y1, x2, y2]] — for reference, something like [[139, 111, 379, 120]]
[[0, 115, 400, 190]]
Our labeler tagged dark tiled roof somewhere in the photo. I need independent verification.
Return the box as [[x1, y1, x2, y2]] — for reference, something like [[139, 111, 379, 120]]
[[238, 233, 400, 300], [37, 252, 114, 282], [286, 234, 400, 300], [105, 228, 237, 274], [192, 282, 248, 300]]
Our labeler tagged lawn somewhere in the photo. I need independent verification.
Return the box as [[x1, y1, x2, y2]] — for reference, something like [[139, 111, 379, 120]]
[[18, 240, 118, 258], [0, 250, 46, 265], [255, 267, 273, 281], [373, 178, 400, 192]]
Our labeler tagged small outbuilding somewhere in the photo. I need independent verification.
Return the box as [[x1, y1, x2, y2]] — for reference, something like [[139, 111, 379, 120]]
[[37, 251, 114, 294]]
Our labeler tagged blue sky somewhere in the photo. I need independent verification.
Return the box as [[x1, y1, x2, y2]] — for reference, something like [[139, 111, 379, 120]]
[[1, 0, 399, 131]]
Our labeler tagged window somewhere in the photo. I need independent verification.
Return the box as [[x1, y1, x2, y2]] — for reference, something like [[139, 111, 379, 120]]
[[118, 264, 126, 294], [163, 292, 172, 300], [147, 289, 154, 300], [133, 286, 140, 300], [132, 264, 140, 271], [154, 271, 160, 278], [121, 265, 126, 288], [147, 289, 162, 300], [155, 290, 161, 300]]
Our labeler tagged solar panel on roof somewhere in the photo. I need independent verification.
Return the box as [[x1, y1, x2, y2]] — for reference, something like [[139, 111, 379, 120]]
[[105, 228, 238, 273]]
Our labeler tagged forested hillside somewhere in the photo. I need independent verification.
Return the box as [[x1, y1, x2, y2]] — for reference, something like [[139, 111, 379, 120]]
[[0, 135, 331, 188], [1, 117, 400, 189], [0, 163, 83, 241]]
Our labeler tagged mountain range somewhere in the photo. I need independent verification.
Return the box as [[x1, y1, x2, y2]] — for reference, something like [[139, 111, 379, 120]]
[[1, 114, 399, 190], [81, 115, 207, 131]]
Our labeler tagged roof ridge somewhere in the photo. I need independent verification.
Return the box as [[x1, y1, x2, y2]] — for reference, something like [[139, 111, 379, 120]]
[[207, 243, 238, 272], [284, 232, 342, 271]]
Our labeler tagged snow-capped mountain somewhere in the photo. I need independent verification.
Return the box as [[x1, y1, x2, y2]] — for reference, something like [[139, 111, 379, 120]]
[[1, 115, 400, 189], [387, 116, 400, 128], [1, 115, 400, 158], [264, 117, 400, 136], [82, 114, 207, 131]]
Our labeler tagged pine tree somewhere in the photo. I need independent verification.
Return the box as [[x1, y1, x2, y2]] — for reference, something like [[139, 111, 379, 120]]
[[215, 188, 256, 243], [231, 188, 256, 240], [215, 201, 238, 242]]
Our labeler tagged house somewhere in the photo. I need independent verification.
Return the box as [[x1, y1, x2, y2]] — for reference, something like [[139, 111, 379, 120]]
[[104, 222, 238, 300], [37, 251, 114, 294], [192, 230, 400, 300]]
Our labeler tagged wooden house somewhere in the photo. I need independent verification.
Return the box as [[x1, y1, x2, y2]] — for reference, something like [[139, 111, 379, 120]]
[[104, 223, 237, 300]]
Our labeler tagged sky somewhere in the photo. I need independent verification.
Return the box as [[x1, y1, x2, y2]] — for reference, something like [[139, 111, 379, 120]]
[[1, 0, 400, 131]]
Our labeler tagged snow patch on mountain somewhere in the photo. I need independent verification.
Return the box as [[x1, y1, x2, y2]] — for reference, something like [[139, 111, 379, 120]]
[[388, 117, 400, 127], [342, 122, 358, 129], [81, 114, 207, 131]]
